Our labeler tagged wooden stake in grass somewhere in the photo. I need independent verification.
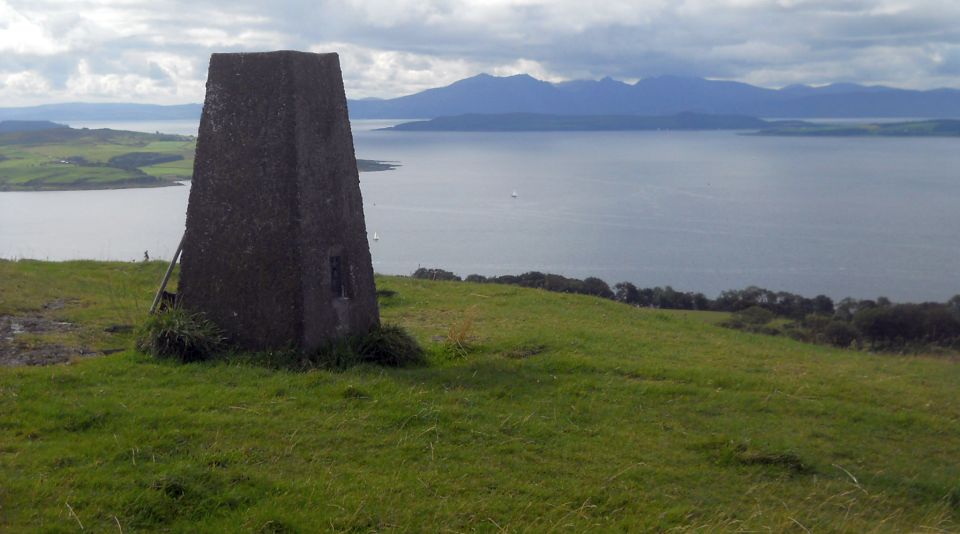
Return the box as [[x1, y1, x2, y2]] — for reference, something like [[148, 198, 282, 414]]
[[149, 234, 184, 315]]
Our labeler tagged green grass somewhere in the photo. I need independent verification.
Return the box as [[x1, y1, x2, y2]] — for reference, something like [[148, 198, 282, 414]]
[[1, 260, 958, 532], [139, 158, 196, 178], [0, 164, 147, 186]]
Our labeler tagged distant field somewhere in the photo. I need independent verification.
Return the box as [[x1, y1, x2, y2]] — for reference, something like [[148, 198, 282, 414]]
[[1, 260, 958, 532], [0, 128, 195, 191], [755, 118, 960, 137], [0, 127, 398, 191]]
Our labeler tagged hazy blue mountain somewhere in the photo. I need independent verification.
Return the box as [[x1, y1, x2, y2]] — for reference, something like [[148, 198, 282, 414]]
[[3, 75, 957, 122], [0, 103, 202, 121], [347, 74, 960, 119], [0, 120, 67, 133], [750, 90, 960, 117], [779, 82, 896, 96], [627, 76, 782, 115], [349, 74, 569, 118], [552, 76, 640, 114], [384, 112, 800, 131]]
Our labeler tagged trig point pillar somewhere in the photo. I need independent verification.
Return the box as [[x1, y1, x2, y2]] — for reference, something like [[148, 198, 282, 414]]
[[178, 51, 379, 351]]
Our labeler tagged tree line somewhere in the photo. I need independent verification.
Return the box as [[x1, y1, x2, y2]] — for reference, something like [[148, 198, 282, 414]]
[[411, 268, 960, 353]]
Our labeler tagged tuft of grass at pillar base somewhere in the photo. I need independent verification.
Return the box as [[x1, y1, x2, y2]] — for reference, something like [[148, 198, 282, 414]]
[[0, 259, 958, 532]]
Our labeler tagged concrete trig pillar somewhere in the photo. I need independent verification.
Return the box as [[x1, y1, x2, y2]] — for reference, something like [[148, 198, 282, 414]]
[[178, 51, 379, 351]]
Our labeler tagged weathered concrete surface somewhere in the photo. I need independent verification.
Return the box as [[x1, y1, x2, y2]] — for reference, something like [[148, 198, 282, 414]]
[[179, 51, 379, 351]]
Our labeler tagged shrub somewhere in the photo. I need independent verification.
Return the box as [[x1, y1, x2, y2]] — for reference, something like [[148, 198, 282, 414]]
[[922, 307, 960, 341], [736, 305, 775, 326], [582, 277, 614, 299], [851, 303, 960, 348], [411, 267, 461, 281], [854, 305, 922, 345], [136, 308, 224, 363], [823, 321, 859, 347], [802, 313, 831, 331], [309, 324, 426, 370], [354, 324, 426, 367]]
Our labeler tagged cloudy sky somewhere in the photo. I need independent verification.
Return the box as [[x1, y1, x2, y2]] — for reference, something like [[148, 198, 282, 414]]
[[2, 0, 960, 106]]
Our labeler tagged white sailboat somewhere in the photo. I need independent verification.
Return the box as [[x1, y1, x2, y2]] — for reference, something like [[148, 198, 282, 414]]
[[511, 190, 518, 198], [372, 232, 380, 241]]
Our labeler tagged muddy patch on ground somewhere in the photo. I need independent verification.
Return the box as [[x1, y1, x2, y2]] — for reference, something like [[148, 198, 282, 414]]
[[0, 302, 97, 366]]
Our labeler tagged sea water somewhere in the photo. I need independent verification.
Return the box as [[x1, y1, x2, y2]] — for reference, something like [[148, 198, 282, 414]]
[[1, 120, 958, 301]]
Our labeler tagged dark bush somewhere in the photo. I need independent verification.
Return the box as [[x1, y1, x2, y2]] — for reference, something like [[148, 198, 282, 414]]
[[823, 321, 859, 347], [308, 324, 425, 370], [922, 307, 960, 340], [582, 277, 614, 299], [354, 324, 426, 367], [851, 303, 960, 348], [783, 324, 812, 343], [136, 308, 224, 363], [948, 295, 960, 314], [802, 313, 831, 331], [757, 325, 782, 336], [736, 306, 775, 326], [412, 267, 461, 281], [854, 305, 923, 346], [811, 294, 836, 315], [614, 282, 641, 304]]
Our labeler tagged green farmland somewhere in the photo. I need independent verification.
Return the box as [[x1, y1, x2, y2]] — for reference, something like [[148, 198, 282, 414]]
[[0, 127, 196, 191], [0, 125, 397, 191]]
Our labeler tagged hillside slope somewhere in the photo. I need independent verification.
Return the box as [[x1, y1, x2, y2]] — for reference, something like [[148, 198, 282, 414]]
[[0, 260, 957, 532]]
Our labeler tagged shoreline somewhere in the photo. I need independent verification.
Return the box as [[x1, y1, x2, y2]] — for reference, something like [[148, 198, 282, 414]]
[[0, 159, 400, 192]]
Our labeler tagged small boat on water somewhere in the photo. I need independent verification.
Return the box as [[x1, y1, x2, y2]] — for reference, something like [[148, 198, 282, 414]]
[[372, 232, 380, 241], [511, 190, 518, 198]]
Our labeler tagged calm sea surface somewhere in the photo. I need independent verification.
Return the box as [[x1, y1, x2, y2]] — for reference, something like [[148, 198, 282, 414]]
[[1, 119, 958, 302]]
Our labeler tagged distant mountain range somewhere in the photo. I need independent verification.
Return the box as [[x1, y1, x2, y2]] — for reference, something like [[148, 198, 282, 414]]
[[0, 103, 202, 121], [0, 120, 66, 133], [349, 74, 960, 119], [2, 74, 959, 121]]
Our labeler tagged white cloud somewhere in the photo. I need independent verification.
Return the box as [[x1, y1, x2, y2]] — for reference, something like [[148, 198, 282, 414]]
[[490, 59, 566, 82], [155, 28, 289, 49], [64, 59, 190, 102], [2, 0, 960, 104], [0, 1, 68, 55], [0, 70, 52, 104], [311, 41, 477, 98], [312, 42, 569, 97]]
